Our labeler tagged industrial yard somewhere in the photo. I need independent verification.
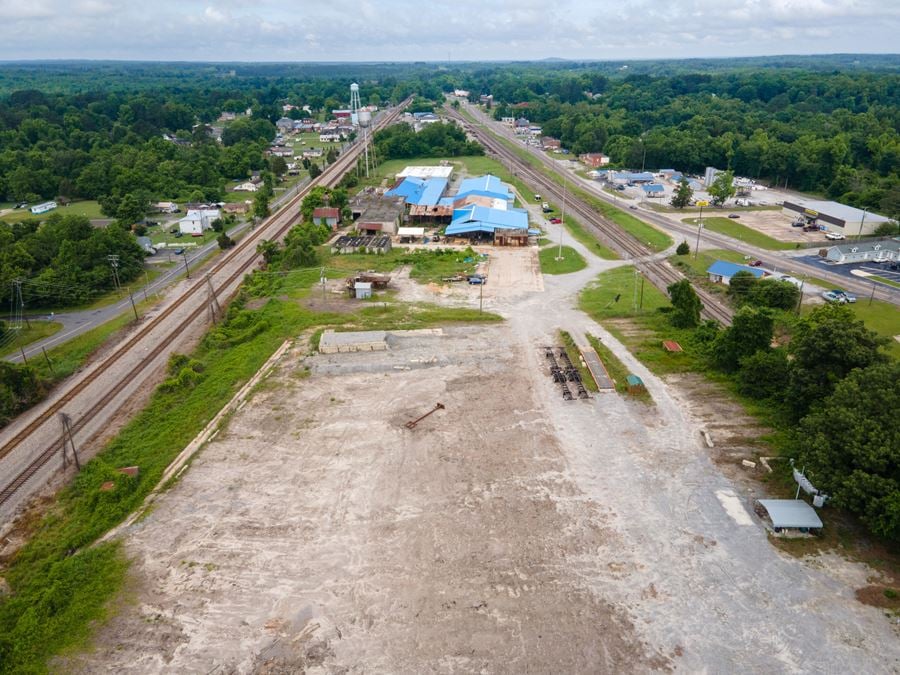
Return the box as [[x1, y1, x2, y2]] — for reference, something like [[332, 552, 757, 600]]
[[65, 243, 900, 673]]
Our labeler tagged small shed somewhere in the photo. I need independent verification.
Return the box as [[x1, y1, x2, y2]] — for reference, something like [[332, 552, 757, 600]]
[[313, 207, 340, 230], [354, 281, 372, 299], [707, 260, 766, 286], [397, 226, 425, 243], [757, 500, 823, 532], [625, 374, 645, 394], [493, 228, 530, 246]]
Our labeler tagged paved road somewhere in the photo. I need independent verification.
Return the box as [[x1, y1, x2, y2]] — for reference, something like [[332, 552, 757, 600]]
[[461, 101, 900, 306], [4, 177, 310, 365]]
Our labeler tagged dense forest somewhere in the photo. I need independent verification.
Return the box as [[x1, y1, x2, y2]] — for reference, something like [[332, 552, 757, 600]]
[[454, 67, 900, 218]]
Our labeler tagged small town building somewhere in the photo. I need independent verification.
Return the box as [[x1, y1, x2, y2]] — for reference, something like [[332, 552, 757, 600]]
[[501, 116, 515, 127], [397, 226, 425, 242], [312, 207, 340, 230], [782, 199, 891, 237], [821, 240, 900, 264], [444, 204, 529, 239], [351, 192, 405, 235], [542, 137, 562, 151], [641, 184, 666, 198], [330, 235, 392, 255], [453, 89, 470, 98], [30, 201, 57, 215], [233, 182, 259, 192], [152, 201, 180, 213], [493, 228, 530, 246], [396, 165, 453, 180], [385, 177, 448, 208], [178, 208, 220, 236], [580, 153, 610, 168], [276, 117, 295, 132], [625, 375, 646, 395], [479, 94, 493, 104], [136, 236, 157, 254], [353, 281, 372, 299], [513, 118, 530, 135], [223, 202, 250, 215], [453, 175, 514, 209], [319, 132, 342, 143], [707, 260, 766, 285]]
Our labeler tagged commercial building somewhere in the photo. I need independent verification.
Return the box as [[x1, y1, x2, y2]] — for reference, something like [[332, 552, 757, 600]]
[[821, 240, 900, 264], [453, 175, 514, 208], [782, 199, 891, 237], [385, 177, 448, 207], [707, 260, 766, 285], [580, 153, 610, 168], [641, 184, 665, 198], [444, 204, 529, 238], [396, 165, 453, 180], [350, 192, 405, 236]]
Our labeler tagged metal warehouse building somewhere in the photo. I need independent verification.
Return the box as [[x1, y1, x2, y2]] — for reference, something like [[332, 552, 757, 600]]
[[782, 199, 891, 237]]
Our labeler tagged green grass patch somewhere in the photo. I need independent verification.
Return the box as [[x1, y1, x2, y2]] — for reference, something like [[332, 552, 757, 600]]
[[1, 321, 63, 358], [0, 268, 503, 672], [579, 265, 671, 320], [538, 245, 587, 275], [586, 333, 652, 403], [868, 275, 900, 289], [559, 330, 598, 392], [559, 216, 619, 260], [0, 200, 106, 224], [685, 216, 795, 251]]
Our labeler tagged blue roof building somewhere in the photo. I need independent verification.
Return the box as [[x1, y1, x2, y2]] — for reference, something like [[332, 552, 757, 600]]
[[707, 260, 766, 285], [445, 204, 529, 236], [641, 184, 665, 195], [455, 175, 513, 204], [385, 177, 448, 207]]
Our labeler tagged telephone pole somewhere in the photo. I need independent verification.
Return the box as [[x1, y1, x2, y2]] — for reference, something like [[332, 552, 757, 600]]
[[205, 273, 221, 324], [59, 412, 80, 470], [107, 255, 122, 295]]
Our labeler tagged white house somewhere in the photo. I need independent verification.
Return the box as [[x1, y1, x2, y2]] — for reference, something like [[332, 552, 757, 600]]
[[178, 208, 220, 236], [319, 132, 342, 143], [233, 182, 259, 193]]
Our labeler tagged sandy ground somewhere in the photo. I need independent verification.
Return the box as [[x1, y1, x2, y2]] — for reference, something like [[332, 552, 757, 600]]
[[69, 237, 900, 673]]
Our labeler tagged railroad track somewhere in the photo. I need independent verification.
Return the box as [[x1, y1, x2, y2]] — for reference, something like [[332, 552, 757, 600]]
[[445, 106, 734, 326], [0, 97, 412, 508]]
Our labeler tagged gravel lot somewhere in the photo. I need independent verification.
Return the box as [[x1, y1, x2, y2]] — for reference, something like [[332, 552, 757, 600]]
[[69, 239, 900, 673]]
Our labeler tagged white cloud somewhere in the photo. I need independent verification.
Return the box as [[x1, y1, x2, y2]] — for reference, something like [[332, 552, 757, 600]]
[[0, 0, 897, 61]]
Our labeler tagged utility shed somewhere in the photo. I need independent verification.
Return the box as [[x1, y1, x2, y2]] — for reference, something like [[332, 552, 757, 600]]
[[625, 375, 645, 394], [758, 500, 823, 531]]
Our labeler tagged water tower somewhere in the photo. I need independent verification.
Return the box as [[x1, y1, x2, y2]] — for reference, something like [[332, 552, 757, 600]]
[[359, 108, 373, 177], [349, 82, 361, 126]]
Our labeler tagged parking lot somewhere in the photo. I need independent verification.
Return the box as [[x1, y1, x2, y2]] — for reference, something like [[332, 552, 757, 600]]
[[797, 255, 900, 288]]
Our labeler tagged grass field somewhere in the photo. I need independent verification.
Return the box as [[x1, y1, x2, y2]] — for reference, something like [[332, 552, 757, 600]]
[[539, 245, 587, 274], [798, 298, 900, 359], [0, 321, 63, 358], [668, 248, 749, 292], [685, 216, 796, 251], [579, 265, 671, 320], [0, 200, 106, 223], [586, 333, 653, 403], [0, 266, 502, 673]]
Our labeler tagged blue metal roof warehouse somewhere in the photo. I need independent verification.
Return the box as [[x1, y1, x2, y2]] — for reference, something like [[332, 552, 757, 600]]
[[385, 177, 448, 207], [445, 204, 529, 236], [454, 175, 513, 204]]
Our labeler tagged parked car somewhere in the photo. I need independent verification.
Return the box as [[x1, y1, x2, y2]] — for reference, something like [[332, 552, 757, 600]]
[[830, 289, 857, 303], [549, 217, 562, 224], [616, 185, 626, 191], [825, 231, 845, 240], [534, 194, 541, 201], [728, 213, 740, 218], [468, 274, 487, 285], [169, 227, 179, 234], [173, 231, 183, 238], [748, 259, 763, 267], [173, 247, 185, 255], [15, 202, 28, 209], [791, 220, 805, 228], [803, 225, 819, 232], [822, 290, 848, 303], [629, 205, 638, 210]]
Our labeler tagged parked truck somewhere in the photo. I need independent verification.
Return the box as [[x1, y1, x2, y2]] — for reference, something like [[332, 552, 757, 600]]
[[542, 202, 551, 212]]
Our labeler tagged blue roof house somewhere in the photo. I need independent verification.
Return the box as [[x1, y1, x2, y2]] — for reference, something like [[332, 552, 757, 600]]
[[707, 260, 766, 286]]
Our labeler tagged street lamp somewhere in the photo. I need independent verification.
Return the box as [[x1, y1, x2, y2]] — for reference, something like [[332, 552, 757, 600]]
[[639, 135, 647, 173]]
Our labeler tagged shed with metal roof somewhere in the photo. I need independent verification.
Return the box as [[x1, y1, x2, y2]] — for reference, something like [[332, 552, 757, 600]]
[[707, 260, 766, 285], [757, 500, 823, 531]]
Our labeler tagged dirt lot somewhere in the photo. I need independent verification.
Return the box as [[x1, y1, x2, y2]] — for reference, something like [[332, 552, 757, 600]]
[[69, 245, 900, 673]]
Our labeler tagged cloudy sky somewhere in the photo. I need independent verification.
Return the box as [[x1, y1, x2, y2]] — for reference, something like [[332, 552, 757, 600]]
[[0, 0, 897, 62]]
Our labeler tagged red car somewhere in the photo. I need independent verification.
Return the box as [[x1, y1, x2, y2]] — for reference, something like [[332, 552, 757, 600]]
[[549, 217, 562, 224], [749, 259, 763, 267]]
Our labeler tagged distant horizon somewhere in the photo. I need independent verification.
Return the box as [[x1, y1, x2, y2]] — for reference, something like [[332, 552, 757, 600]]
[[0, 52, 898, 66]]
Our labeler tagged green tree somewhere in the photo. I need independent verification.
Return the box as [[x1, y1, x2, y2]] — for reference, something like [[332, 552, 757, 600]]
[[747, 279, 801, 311], [268, 155, 288, 176], [256, 239, 280, 266], [308, 163, 321, 180], [798, 361, 900, 540], [253, 190, 270, 220], [211, 218, 224, 233], [115, 193, 147, 225], [708, 169, 736, 206], [217, 233, 235, 249], [712, 306, 774, 372], [726, 271, 758, 304], [786, 303, 887, 420], [736, 348, 790, 399], [675, 241, 690, 255], [670, 177, 693, 209], [667, 279, 703, 328]]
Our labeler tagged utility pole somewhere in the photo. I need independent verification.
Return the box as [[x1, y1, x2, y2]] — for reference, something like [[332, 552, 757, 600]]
[[128, 291, 139, 321], [205, 273, 221, 324], [869, 280, 877, 306], [856, 207, 868, 242], [181, 251, 191, 279], [59, 412, 80, 470], [319, 267, 326, 302], [107, 255, 121, 295], [479, 278, 484, 313]]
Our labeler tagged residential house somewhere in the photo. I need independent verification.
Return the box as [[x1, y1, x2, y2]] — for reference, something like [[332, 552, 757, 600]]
[[178, 208, 221, 236], [319, 132, 342, 143], [233, 182, 259, 193], [223, 202, 250, 215], [303, 147, 324, 159], [479, 94, 493, 104], [513, 118, 530, 135], [152, 201, 180, 214], [500, 116, 515, 127], [136, 236, 157, 254], [276, 117, 295, 133]]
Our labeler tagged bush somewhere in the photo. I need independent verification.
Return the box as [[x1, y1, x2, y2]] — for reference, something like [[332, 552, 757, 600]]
[[736, 349, 790, 399], [217, 233, 235, 249], [675, 241, 690, 255]]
